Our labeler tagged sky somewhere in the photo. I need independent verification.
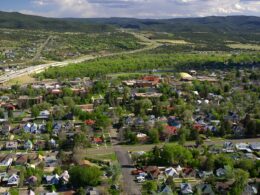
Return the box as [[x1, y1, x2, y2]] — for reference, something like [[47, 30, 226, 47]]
[[1, 0, 260, 18]]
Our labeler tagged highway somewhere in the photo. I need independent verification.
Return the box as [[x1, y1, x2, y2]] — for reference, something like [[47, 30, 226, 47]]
[[0, 32, 161, 84]]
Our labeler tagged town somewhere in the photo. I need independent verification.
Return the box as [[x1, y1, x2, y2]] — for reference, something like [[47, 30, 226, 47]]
[[0, 66, 259, 195]]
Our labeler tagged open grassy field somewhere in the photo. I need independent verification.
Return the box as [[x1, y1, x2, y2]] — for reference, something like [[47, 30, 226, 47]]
[[227, 43, 260, 50], [87, 152, 117, 161], [4, 74, 35, 86], [155, 39, 190, 44]]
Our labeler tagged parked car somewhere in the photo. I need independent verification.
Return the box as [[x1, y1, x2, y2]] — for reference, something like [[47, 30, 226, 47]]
[[136, 175, 145, 183]]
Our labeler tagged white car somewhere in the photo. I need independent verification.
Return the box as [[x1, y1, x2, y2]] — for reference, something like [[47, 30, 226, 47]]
[[136, 175, 145, 183]]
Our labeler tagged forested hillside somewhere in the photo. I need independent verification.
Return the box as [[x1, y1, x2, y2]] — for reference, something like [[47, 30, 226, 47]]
[[0, 11, 114, 32]]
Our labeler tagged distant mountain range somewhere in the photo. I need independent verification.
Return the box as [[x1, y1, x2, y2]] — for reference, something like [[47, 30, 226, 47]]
[[0, 11, 260, 34], [69, 16, 260, 34]]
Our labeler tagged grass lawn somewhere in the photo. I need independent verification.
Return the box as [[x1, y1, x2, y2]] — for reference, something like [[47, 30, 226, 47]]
[[88, 152, 117, 161]]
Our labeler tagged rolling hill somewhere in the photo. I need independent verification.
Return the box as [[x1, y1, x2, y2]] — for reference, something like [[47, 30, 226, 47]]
[[69, 16, 260, 34], [0, 11, 114, 32]]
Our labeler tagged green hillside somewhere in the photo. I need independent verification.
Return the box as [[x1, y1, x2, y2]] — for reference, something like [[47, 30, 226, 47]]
[[0, 11, 114, 32]]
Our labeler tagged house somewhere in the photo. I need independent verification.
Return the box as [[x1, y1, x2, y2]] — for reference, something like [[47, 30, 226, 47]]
[[134, 92, 162, 99], [87, 187, 99, 195], [7, 174, 19, 186], [158, 184, 173, 195], [216, 168, 226, 177], [1, 123, 11, 135], [168, 116, 181, 128], [24, 140, 33, 150], [59, 170, 70, 185], [28, 190, 35, 195], [0, 155, 13, 166], [15, 155, 28, 165], [180, 72, 193, 81], [124, 116, 133, 125], [223, 142, 234, 153], [143, 166, 160, 180], [78, 104, 94, 113], [26, 175, 38, 186], [236, 143, 252, 153], [196, 184, 215, 195], [45, 174, 59, 185], [38, 110, 50, 119], [0, 172, 9, 183], [249, 143, 260, 151], [243, 184, 258, 195], [35, 140, 46, 150], [45, 156, 58, 167], [23, 123, 38, 134], [39, 124, 47, 132], [17, 96, 43, 109], [50, 89, 62, 95], [163, 126, 178, 138], [135, 76, 160, 88], [53, 123, 62, 135], [165, 167, 179, 178], [232, 124, 244, 136], [183, 168, 196, 178], [91, 95, 104, 106], [223, 142, 234, 150], [49, 139, 57, 149], [134, 117, 144, 127], [215, 181, 234, 193], [224, 112, 240, 123], [5, 141, 18, 150], [122, 80, 136, 86], [180, 183, 193, 194], [136, 133, 148, 142], [198, 171, 213, 179]]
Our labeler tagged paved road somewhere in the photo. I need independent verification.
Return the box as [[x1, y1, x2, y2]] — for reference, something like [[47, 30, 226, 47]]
[[114, 145, 141, 195], [87, 137, 260, 156], [32, 35, 54, 62]]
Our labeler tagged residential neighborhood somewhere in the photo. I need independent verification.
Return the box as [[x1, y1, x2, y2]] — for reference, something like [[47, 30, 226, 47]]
[[0, 67, 258, 195]]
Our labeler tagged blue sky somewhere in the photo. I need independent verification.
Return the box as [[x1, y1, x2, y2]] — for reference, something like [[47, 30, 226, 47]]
[[1, 0, 260, 18]]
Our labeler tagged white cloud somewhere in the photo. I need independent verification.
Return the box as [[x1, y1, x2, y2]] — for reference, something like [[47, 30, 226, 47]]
[[23, 0, 260, 18]]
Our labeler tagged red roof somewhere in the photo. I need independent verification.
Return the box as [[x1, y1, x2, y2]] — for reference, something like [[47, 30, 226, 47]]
[[193, 123, 206, 132], [164, 125, 178, 135], [93, 137, 103, 143], [142, 76, 160, 82], [85, 119, 96, 125]]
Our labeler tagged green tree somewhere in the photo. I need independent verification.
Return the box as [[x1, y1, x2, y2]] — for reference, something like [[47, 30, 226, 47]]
[[142, 181, 157, 194], [73, 133, 90, 148], [63, 87, 73, 96], [69, 166, 102, 187], [149, 129, 159, 144], [161, 144, 193, 166], [231, 169, 249, 195], [8, 110, 13, 118], [134, 99, 152, 116], [31, 105, 40, 117], [0, 109, 5, 118]]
